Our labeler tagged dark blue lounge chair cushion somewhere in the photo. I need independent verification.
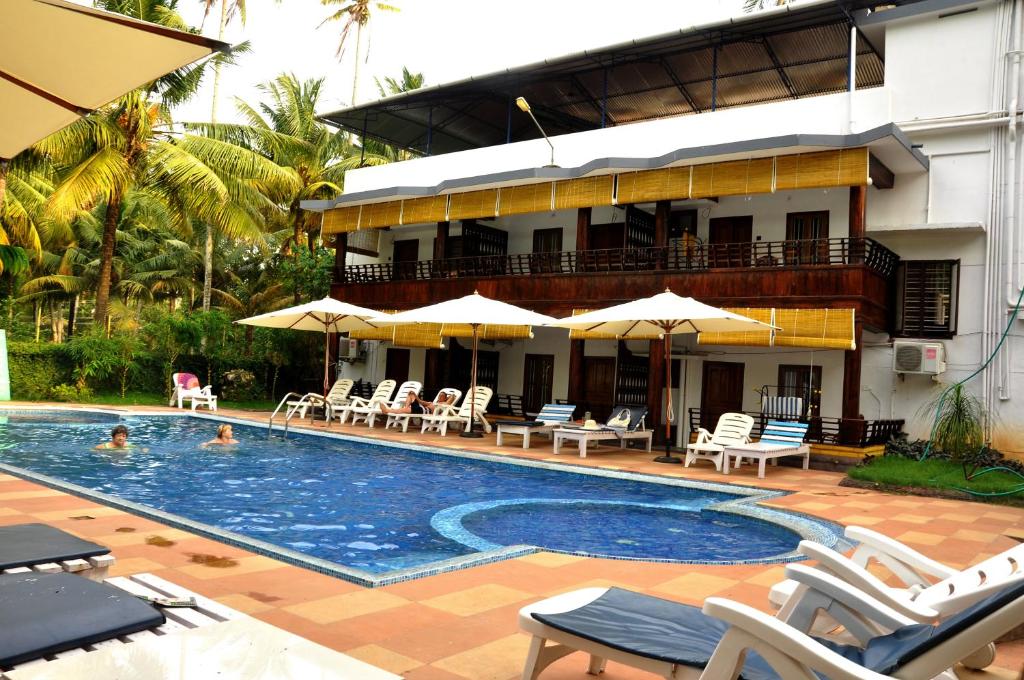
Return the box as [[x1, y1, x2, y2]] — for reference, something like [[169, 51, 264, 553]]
[[0, 523, 109, 570], [532, 587, 781, 680], [492, 419, 549, 428], [0, 571, 164, 668]]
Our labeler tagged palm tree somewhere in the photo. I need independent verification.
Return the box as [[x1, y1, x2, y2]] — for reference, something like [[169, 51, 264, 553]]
[[319, 0, 400, 105], [374, 67, 424, 97], [190, 74, 349, 302], [41, 89, 296, 327]]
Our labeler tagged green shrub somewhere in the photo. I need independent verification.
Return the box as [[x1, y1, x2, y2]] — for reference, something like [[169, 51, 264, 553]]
[[7, 342, 73, 400], [50, 383, 93, 402]]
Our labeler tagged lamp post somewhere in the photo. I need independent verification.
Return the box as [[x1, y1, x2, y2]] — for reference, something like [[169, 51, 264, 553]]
[[515, 97, 557, 168]]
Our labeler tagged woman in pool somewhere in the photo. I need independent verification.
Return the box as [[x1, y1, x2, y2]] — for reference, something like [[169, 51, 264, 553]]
[[95, 424, 131, 450], [205, 424, 239, 446]]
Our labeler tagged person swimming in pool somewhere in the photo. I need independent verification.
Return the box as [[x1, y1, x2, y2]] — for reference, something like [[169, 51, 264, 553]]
[[95, 424, 131, 450], [204, 424, 239, 446]]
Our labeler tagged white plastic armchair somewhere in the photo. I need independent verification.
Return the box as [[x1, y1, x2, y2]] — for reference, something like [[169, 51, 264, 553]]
[[684, 412, 754, 471], [420, 386, 493, 436], [169, 373, 217, 411], [363, 381, 422, 428], [335, 380, 396, 425], [385, 388, 462, 433]]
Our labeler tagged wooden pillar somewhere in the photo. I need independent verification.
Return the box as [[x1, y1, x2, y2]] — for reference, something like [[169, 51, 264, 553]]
[[576, 207, 591, 251], [647, 338, 665, 442], [433, 221, 449, 260], [849, 185, 866, 263], [333, 232, 348, 283], [654, 200, 670, 270], [567, 339, 585, 409], [841, 320, 864, 444]]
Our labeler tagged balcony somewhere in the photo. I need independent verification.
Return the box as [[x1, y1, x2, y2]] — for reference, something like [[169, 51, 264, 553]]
[[332, 237, 898, 328]]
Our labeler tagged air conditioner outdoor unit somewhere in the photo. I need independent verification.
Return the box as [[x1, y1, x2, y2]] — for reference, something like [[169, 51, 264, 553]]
[[337, 339, 366, 363], [892, 341, 946, 375]]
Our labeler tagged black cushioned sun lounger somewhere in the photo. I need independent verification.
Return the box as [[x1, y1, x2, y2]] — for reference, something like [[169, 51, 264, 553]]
[[0, 523, 109, 570], [0, 571, 165, 669], [532, 579, 1024, 679]]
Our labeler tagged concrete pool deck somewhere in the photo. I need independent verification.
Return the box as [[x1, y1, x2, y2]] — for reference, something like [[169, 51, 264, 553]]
[[1, 402, 1023, 679]]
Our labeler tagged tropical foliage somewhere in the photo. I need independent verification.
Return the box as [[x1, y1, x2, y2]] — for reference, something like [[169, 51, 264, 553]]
[[0, 0, 425, 403]]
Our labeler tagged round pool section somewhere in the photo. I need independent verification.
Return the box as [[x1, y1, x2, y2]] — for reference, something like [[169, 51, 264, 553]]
[[0, 409, 842, 586]]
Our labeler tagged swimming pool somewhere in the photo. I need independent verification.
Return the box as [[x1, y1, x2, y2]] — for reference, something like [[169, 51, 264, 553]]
[[0, 409, 842, 586]]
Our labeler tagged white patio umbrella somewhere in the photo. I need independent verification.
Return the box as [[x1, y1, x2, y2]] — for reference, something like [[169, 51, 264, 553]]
[[236, 297, 382, 396], [549, 289, 778, 463], [372, 292, 557, 437], [1, 0, 229, 162]]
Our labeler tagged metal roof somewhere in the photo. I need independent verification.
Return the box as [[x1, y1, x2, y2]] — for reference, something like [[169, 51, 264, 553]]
[[320, 0, 929, 156]]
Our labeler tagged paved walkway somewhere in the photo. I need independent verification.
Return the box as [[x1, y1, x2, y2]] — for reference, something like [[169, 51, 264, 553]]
[[1, 403, 1022, 679]]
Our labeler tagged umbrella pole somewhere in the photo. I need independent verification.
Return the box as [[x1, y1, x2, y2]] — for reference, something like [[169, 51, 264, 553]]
[[460, 324, 483, 438], [654, 329, 681, 464], [323, 328, 332, 398]]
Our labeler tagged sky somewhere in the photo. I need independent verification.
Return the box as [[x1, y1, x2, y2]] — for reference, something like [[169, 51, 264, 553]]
[[166, 0, 755, 125]]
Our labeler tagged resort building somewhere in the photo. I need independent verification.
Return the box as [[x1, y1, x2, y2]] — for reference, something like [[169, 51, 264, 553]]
[[304, 0, 1022, 461]]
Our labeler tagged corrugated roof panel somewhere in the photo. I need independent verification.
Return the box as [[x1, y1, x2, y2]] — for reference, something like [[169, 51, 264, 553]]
[[767, 23, 850, 63], [784, 58, 850, 96], [605, 89, 694, 123], [715, 69, 794, 108]]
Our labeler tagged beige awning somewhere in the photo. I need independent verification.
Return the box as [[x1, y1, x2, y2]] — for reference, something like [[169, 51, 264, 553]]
[[0, 0, 229, 159], [349, 310, 533, 347]]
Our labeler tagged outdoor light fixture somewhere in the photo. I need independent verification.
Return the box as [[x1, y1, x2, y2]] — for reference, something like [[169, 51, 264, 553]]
[[515, 96, 557, 167]]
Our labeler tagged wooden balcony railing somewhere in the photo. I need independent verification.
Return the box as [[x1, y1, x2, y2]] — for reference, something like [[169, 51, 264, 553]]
[[688, 408, 904, 448], [336, 237, 899, 284]]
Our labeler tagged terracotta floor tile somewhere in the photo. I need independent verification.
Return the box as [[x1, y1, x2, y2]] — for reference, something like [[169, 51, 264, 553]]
[[176, 555, 287, 580], [433, 634, 532, 680], [345, 644, 425, 675], [213, 593, 277, 614], [651, 573, 739, 603], [283, 589, 410, 624], [422, 584, 534, 617], [108, 556, 173, 576], [895, 531, 947, 546], [744, 565, 789, 587], [0, 489, 62, 500], [954, 529, 1003, 543]]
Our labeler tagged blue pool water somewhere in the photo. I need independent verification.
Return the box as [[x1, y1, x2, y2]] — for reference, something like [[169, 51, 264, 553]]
[[0, 411, 827, 581]]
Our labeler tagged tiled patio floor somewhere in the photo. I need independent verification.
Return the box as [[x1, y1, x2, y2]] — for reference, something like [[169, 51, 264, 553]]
[[2, 403, 1023, 679]]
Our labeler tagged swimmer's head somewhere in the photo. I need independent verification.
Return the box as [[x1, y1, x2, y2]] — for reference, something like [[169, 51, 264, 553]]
[[111, 424, 129, 447]]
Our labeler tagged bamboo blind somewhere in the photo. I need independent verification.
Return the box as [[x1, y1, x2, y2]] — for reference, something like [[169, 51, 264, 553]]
[[696, 308, 776, 346], [554, 176, 614, 210], [401, 195, 448, 225], [448, 189, 499, 220], [773, 307, 856, 350], [498, 182, 553, 216], [323, 148, 871, 228], [615, 167, 691, 204], [349, 311, 398, 341], [775, 148, 868, 190], [321, 206, 361, 234], [441, 324, 534, 340], [392, 325, 445, 349]]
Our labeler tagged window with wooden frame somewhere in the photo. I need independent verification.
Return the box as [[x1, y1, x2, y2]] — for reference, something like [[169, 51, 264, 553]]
[[777, 364, 822, 417], [530, 227, 563, 273], [895, 260, 960, 338], [785, 211, 830, 264]]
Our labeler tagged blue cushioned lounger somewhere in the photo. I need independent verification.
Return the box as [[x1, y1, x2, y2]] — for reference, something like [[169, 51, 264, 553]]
[[0, 523, 109, 570], [0, 571, 164, 668], [531, 578, 1024, 679]]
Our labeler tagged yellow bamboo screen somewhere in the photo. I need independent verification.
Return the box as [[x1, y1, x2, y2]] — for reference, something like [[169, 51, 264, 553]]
[[392, 325, 445, 349], [448, 189, 498, 220], [775, 148, 868, 190], [348, 311, 398, 341], [498, 183, 553, 216], [690, 157, 774, 198], [696, 308, 776, 346], [554, 176, 614, 210], [441, 324, 534, 340], [358, 201, 403, 230], [401, 196, 448, 225], [615, 167, 691, 204], [773, 307, 856, 350], [321, 206, 361, 234]]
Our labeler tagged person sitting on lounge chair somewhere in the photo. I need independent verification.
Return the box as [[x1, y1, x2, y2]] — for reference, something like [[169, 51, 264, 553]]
[[379, 389, 419, 415], [416, 390, 457, 413]]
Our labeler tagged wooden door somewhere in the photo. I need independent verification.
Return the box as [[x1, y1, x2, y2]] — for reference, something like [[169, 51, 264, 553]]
[[531, 228, 563, 273], [392, 239, 419, 280], [522, 354, 555, 415], [777, 364, 823, 417], [581, 356, 616, 422], [785, 211, 830, 264], [700, 361, 745, 430], [708, 216, 753, 268], [384, 348, 411, 385]]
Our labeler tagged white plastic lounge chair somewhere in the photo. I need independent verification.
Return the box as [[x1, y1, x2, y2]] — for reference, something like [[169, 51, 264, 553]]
[[520, 562, 1024, 680], [0, 523, 115, 581], [286, 378, 354, 420], [684, 412, 754, 471], [357, 380, 421, 428], [725, 420, 811, 477], [169, 372, 217, 411], [334, 379, 396, 425], [771, 526, 1024, 623], [385, 388, 462, 433], [495, 403, 576, 449], [0, 571, 399, 679], [552, 406, 652, 457], [420, 386, 494, 436]]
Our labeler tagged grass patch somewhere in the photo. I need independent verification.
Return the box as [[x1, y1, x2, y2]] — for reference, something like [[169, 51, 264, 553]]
[[849, 456, 1024, 500], [71, 392, 278, 411]]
